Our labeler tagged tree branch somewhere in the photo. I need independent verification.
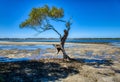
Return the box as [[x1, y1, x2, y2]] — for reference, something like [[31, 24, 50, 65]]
[[30, 27, 45, 33], [30, 25, 62, 38], [66, 18, 72, 31], [45, 18, 62, 38], [51, 27, 62, 38], [51, 18, 66, 22]]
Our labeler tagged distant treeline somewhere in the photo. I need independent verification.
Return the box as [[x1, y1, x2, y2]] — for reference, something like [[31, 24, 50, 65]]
[[71, 38, 120, 40], [0, 38, 120, 40]]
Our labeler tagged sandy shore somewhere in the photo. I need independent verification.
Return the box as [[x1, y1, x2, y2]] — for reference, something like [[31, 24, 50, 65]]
[[0, 42, 120, 82], [0, 41, 73, 45], [0, 41, 108, 46]]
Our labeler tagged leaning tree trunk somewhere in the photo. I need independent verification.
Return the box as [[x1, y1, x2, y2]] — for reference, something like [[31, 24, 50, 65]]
[[60, 29, 71, 60]]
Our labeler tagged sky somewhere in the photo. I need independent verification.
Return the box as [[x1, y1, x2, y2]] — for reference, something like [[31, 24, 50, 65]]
[[0, 0, 120, 38]]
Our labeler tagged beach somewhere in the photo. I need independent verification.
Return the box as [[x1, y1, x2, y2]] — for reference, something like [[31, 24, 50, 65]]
[[0, 42, 120, 82]]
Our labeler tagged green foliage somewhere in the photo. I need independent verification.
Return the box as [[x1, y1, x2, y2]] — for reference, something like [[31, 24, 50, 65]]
[[20, 5, 64, 28], [49, 6, 64, 18]]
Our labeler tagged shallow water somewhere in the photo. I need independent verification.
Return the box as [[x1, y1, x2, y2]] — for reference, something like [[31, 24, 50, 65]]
[[111, 42, 120, 48], [0, 56, 31, 62], [0, 43, 120, 62], [0, 44, 75, 50], [0, 44, 54, 50]]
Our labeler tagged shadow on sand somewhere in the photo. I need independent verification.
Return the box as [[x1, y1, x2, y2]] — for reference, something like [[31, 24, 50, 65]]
[[74, 58, 113, 67], [0, 56, 114, 82], [0, 58, 79, 82]]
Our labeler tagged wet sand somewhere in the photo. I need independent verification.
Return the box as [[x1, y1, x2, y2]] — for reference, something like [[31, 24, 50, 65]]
[[0, 42, 119, 61], [0, 42, 120, 82]]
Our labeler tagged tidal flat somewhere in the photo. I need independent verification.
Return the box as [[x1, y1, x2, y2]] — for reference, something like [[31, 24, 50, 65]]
[[0, 42, 120, 82]]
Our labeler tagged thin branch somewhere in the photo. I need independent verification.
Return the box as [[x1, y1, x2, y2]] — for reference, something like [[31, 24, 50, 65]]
[[66, 18, 72, 31], [51, 27, 62, 38], [31, 18, 62, 38], [30, 26, 46, 33], [33, 30, 45, 36], [45, 18, 62, 38], [37, 20, 46, 30], [51, 18, 66, 22], [33, 26, 62, 38]]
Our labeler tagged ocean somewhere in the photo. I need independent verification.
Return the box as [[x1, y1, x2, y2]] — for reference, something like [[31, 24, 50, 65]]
[[0, 38, 120, 43]]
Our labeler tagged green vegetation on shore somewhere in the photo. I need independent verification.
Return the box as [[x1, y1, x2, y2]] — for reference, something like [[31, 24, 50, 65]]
[[0, 38, 120, 40]]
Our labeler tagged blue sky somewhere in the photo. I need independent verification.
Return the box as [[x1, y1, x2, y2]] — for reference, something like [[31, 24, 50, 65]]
[[0, 0, 120, 38]]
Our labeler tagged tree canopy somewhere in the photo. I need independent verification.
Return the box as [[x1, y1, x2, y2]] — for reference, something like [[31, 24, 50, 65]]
[[20, 5, 65, 37]]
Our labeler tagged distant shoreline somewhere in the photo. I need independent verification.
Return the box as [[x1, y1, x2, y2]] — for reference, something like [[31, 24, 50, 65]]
[[0, 41, 83, 45], [0, 38, 120, 39], [0, 38, 120, 44], [0, 41, 109, 45]]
